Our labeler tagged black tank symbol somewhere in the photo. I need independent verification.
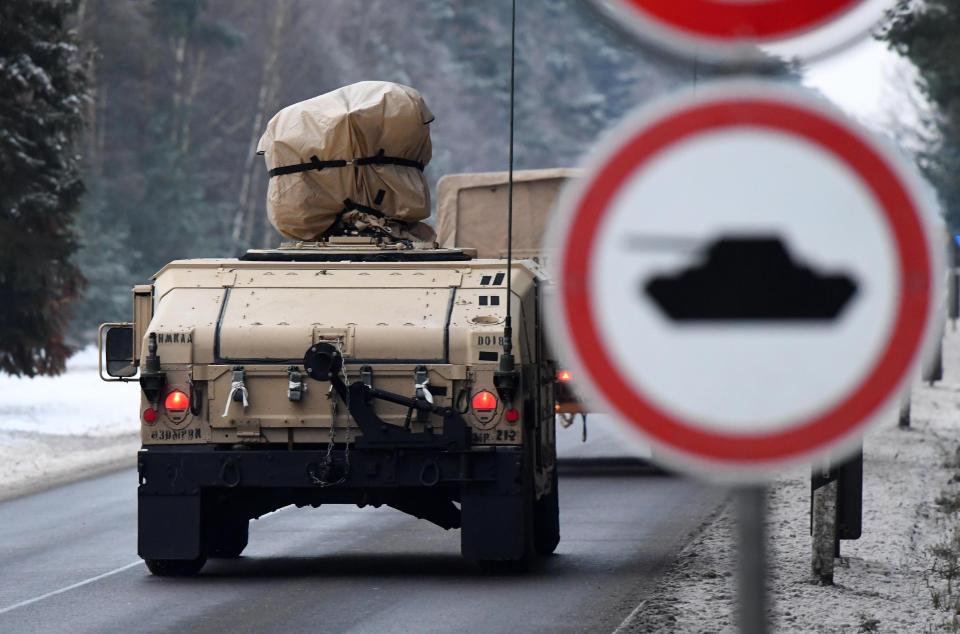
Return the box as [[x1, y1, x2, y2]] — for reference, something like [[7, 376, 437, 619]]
[[644, 236, 858, 322]]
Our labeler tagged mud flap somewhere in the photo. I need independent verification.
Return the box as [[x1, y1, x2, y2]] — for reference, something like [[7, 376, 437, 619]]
[[460, 487, 529, 561], [138, 494, 203, 560]]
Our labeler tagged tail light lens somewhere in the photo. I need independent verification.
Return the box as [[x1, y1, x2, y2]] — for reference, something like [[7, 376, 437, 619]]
[[164, 389, 190, 412], [505, 408, 520, 423], [472, 390, 498, 411], [557, 370, 572, 382], [143, 407, 158, 424]]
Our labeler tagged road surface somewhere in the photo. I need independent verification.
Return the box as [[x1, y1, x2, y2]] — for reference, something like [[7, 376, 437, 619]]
[[0, 463, 725, 633]]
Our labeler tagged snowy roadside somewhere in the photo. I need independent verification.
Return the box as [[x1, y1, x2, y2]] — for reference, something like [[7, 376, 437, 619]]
[[619, 328, 960, 633], [0, 346, 140, 501]]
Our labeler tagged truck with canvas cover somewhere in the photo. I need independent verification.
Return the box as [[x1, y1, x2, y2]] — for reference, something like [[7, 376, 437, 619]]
[[98, 83, 560, 576], [436, 168, 586, 416]]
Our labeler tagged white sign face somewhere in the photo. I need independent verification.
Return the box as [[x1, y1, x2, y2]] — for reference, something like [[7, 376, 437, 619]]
[[547, 82, 942, 480], [590, 0, 892, 63]]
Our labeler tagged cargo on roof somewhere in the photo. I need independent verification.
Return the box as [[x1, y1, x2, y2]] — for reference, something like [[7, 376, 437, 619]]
[[258, 81, 435, 242]]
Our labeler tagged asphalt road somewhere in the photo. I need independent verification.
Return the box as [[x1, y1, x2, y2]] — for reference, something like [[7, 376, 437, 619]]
[[0, 461, 726, 633]]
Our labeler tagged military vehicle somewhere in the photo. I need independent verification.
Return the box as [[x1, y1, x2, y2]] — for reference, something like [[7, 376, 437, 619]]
[[100, 231, 568, 578], [437, 168, 587, 418], [97, 75, 580, 576]]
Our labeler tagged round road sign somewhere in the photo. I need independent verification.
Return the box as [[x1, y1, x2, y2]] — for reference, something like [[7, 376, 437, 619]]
[[547, 81, 942, 480], [590, 0, 891, 63]]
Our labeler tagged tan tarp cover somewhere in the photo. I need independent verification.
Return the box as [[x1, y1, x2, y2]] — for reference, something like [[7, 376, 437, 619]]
[[435, 168, 582, 259], [258, 81, 434, 241]]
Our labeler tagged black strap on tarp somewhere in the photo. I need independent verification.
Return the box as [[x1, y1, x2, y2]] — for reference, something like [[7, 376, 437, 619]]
[[341, 198, 385, 218], [268, 148, 424, 178]]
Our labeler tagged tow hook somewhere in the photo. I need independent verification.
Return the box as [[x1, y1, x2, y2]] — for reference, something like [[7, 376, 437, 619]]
[[414, 365, 433, 429], [287, 367, 306, 402], [223, 367, 250, 417]]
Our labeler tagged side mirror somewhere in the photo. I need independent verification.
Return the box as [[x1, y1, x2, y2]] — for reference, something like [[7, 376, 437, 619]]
[[99, 323, 138, 379]]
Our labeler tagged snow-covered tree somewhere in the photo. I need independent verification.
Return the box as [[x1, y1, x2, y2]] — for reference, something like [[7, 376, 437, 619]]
[[0, 0, 88, 375]]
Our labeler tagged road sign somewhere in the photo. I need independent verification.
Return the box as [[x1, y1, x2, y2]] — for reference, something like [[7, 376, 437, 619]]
[[590, 0, 890, 63], [547, 81, 942, 480]]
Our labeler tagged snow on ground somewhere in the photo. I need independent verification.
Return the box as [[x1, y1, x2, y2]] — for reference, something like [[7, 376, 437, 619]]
[[620, 329, 960, 633], [0, 346, 140, 500], [0, 346, 141, 436]]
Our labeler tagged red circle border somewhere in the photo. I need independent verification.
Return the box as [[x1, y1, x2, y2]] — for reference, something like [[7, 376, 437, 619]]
[[560, 98, 932, 463], [624, 0, 864, 40]]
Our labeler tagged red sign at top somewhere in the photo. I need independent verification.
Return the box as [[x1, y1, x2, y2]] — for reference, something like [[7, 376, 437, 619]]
[[629, 0, 861, 38], [591, 0, 884, 63]]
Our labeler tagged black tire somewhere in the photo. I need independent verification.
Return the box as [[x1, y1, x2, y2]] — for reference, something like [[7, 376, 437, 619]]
[[207, 516, 249, 559], [534, 467, 560, 556], [144, 556, 207, 577]]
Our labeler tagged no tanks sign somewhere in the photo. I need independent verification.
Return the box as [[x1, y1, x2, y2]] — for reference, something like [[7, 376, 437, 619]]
[[547, 82, 942, 480]]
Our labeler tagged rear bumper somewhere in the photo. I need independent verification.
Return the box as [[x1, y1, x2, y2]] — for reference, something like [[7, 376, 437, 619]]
[[137, 444, 533, 562], [137, 444, 524, 496]]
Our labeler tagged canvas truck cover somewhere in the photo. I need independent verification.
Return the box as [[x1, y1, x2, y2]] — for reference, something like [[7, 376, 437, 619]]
[[435, 168, 582, 261], [258, 81, 434, 241]]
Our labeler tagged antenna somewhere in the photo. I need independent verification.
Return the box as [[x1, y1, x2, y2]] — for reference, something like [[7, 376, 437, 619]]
[[495, 0, 518, 401], [502, 0, 516, 366]]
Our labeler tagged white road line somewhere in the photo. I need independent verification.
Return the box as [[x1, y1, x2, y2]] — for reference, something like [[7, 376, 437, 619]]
[[0, 560, 143, 616], [611, 599, 647, 634]]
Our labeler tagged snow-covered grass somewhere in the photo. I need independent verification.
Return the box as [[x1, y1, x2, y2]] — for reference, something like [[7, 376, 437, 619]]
[[0, 346, 140, 500], [0, 346, 140, 436], [620, 328, 960, 633]]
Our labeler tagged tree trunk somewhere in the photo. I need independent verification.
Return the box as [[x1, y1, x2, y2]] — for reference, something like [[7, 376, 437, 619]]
[[170, 34, 188, 148], [179, 49, 206, 155], [233, 0, 290, 248]]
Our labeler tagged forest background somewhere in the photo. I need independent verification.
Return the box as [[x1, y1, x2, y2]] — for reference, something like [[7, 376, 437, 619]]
[[2, 0, 957, 375], [70, 0, 687, 341]]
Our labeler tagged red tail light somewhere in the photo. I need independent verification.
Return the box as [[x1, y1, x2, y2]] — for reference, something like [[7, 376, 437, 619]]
[[143, 407, 158, 424], [505, 408, 520, 423], [164, 389, 190, 412], [472, 390, 498, 411], [557, 370, 572, 382]]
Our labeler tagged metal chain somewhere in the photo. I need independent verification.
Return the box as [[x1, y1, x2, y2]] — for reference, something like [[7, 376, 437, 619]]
[[313, 339, 351, 487], [336, 340, 352, 474], [326, 383, 337, 465]]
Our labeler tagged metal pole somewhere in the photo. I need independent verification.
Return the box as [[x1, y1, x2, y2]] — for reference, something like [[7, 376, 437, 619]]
[[736, 485, 769, 634]]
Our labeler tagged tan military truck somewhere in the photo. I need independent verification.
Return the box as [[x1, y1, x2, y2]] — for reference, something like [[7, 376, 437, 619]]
[[436, 168, 586, 415], [99, 237, 560, 575]]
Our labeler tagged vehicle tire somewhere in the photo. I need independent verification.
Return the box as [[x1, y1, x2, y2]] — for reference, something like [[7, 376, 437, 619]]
[[534, 466, 560, 556], [144, 556, 207, 577], [208, 516, 249, 558]]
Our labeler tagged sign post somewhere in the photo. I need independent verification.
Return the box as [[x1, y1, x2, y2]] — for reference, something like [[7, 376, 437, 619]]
[[547, 82, 941, 631], [737, 486, 769, 634]]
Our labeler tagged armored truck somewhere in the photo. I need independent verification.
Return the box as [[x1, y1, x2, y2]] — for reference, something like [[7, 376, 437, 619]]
[[100, 237, 560, 575]]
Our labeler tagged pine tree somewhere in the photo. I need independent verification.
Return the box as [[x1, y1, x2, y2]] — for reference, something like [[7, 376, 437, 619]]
[[885, 0, 960, 229], [0, 0, 88, 376]]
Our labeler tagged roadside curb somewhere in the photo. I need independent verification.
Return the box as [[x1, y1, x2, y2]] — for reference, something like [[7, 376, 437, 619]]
[[0, 438, 138, 504]]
